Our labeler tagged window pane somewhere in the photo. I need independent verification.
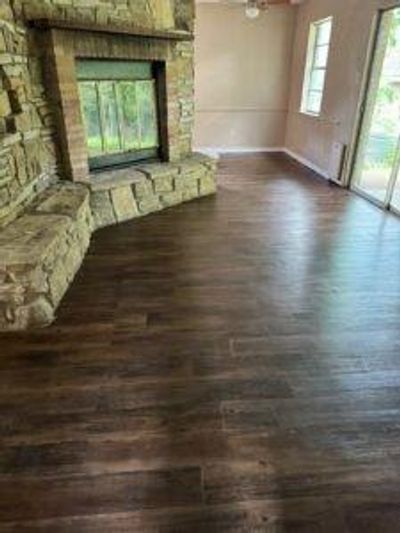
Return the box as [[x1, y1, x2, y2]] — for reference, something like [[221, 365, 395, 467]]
[[301, 17, 332, 116], [317, 20, 332, 45], [98, 81, 121, 154], [79, 82, 103, 157], [136, 80, 159, 149], [307, 90, 323, 114], [117, 82, 140, 151], [314, 45, 329, 68], [310, 68, 326, 91]]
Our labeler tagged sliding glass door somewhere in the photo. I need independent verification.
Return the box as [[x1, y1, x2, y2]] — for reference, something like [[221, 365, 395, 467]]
[[351, 6, 400, 213], [391, 165, 400, 213]]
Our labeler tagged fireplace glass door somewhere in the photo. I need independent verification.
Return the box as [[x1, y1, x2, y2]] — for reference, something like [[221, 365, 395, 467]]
[[77, 60, 160, 170]]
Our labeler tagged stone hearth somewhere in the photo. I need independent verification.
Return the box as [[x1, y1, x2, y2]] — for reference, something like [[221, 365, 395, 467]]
[[90, 155, 217, 230], [0, 0, 217, 331]]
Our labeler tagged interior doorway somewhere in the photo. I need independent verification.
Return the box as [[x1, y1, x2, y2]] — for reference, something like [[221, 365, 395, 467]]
[[350, 6, 400, 215]]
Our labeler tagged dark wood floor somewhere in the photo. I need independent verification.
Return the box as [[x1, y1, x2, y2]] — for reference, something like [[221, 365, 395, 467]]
[[1, 153, 400, 532]]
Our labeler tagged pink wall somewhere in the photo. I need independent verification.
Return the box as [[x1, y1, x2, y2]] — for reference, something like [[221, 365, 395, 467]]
[[285, 0, 399, 178], [194, 3, 295, 151], [194, 0, 397, 174]]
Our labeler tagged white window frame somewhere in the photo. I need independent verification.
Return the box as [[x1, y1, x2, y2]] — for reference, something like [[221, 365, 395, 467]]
[[301, 16, 333, 117]]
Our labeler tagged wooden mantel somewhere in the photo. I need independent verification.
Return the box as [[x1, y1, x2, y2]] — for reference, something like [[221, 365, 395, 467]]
[[28, 18, 194, 41]]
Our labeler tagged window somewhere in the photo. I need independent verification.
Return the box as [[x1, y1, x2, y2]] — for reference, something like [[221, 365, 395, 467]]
[[301, 17, 333, 116], [77, 60, 160, 170]]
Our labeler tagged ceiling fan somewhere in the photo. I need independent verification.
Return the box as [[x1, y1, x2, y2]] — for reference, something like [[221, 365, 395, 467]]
[[222, 0, 302, 19]]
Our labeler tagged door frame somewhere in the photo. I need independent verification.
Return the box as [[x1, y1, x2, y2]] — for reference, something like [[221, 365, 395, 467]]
[[345, 3, 400, 215]]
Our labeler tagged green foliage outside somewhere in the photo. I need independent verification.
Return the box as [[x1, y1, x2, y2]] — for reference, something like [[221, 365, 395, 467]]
[[79, 79, 159, 160], [366, 9, 400, 169]]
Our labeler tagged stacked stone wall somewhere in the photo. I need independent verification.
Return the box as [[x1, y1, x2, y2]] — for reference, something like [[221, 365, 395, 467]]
[[0, 183, 92, 330], [0, 0, 194, 228]]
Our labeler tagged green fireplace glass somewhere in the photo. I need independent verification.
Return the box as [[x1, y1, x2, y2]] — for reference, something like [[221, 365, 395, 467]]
[[77, 60, 160, 170]]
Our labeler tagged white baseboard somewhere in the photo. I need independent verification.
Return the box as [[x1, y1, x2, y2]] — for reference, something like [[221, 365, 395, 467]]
[[194, 146, 285, 159], [194, 147, 221, 158], [282, 149, 330, 180], [194, 146, 331, 181]]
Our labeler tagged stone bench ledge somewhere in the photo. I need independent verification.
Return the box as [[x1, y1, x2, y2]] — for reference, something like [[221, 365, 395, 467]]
[[0, 214, 72, 267], [0, 183, 92, 330], [35, 183, 90, 220]]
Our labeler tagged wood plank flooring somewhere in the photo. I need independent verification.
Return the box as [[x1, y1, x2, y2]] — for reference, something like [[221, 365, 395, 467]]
[[0, 153, 400, 532]]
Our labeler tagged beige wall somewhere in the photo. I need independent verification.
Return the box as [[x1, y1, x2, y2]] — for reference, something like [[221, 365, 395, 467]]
[[285, 0, 399, 178], [194, 3, 296, 151]]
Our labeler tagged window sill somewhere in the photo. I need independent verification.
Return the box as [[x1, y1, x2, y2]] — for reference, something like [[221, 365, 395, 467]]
[[299, 110, 321, 118]]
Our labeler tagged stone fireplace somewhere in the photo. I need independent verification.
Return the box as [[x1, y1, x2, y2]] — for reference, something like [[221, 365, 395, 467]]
[[0, 0, 217, 331]]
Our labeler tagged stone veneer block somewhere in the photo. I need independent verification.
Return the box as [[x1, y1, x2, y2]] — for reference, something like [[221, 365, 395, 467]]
[[0, 214, 71, 266], [199, 175, 217, 196], [137, 162, 180, 180], [110, 186, 139, 223], [137, 196, 162, 216], [182, 187, 199, 202], [35, 184, 91, 220], [0, 183, 92, 330], [152, 176, 174, 193], [90, 190, 116, 229], [91, 169, 146, 192], [134, 180, 154, 199], [160, 191, 183, 207], [175, 174, 198, 192]]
